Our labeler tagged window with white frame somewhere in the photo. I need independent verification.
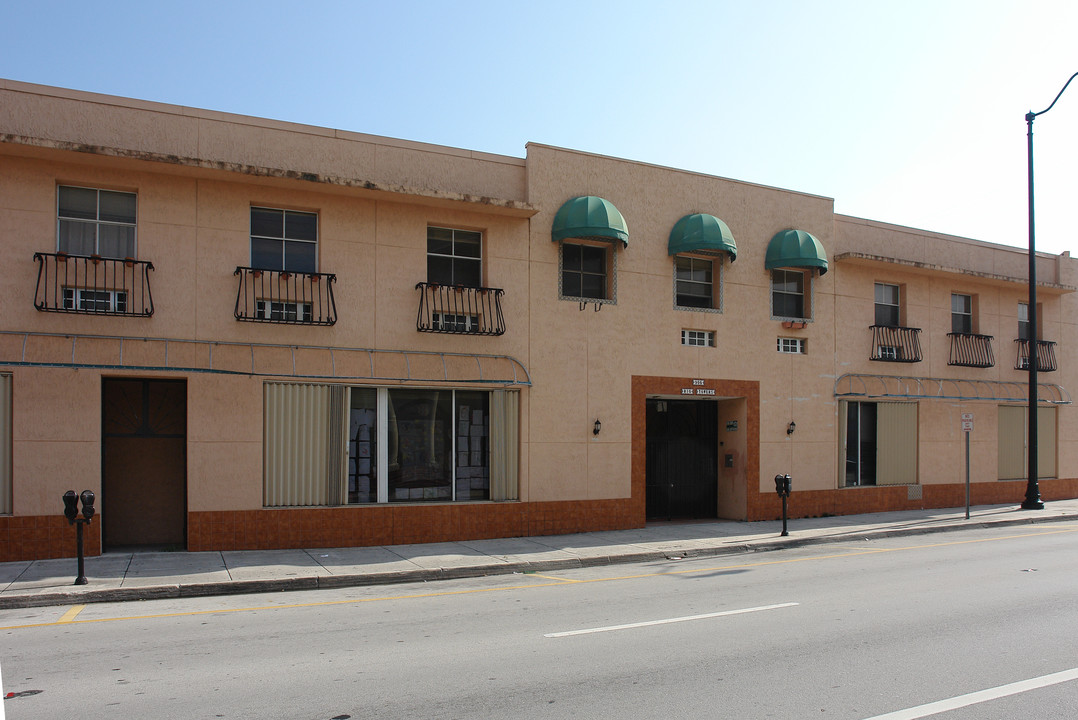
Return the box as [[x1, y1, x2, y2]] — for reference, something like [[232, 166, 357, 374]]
[[874, 283, 900, 327], [264, 384, 519, 507], [951, 293, 973, 334], [63, 288, 128, 313], [427, 227, 482, 287], [777, 337, 806, 354], [771, 269, 809, 320], [432, 312, 479, 332], [57, 186, 137, 258], [681, 329, 715, 347], [561, 242, 612, 301], [1018, 302, 1031, 341], [256, 300, 312, 323], [250, 207, 317, 273], [675, 256, 717, 309]]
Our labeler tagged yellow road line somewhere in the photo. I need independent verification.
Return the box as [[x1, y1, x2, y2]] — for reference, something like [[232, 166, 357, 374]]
[[1, 526, 1073, 632], [56, 604, 85, 623], [528, 572, 583, 583]]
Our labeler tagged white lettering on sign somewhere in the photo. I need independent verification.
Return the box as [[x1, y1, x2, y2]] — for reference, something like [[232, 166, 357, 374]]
[[681, 388, 694, 395], [696, 389, 715, 396], [693, 379, 705, 386]]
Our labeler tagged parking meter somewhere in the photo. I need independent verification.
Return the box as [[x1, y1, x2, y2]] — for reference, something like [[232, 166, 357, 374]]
[[774, 474, 792, 536]]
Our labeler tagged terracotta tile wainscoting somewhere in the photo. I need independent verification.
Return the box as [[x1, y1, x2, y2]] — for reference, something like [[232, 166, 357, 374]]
[[0, 514, 102, 562], [187, 499, 641, 552], [747, 478, 1078, 522]]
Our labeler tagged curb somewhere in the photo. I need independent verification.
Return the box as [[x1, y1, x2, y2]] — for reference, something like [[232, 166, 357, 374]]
[[2, 512, 1074, 610]]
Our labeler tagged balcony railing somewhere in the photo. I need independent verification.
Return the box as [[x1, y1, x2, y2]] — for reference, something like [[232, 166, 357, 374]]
[[234, 267, 337, 325], [870, 325, 922, 363], [1015, 338, 1057, 372], [34, 252, 154, 317], [415, 282, 505, 336], [948, 332, 995, 368]]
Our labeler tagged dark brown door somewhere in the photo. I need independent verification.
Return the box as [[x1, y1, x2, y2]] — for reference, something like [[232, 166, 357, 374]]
[[102, 379, 187, 549], [645, 399, 718, 520]]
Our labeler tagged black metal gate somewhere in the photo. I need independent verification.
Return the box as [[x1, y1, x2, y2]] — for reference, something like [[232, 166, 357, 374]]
[[645, 399, 718, 520]]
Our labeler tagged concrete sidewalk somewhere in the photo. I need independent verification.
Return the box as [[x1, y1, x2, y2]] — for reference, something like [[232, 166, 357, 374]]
[[2, 500, 1077, 609]]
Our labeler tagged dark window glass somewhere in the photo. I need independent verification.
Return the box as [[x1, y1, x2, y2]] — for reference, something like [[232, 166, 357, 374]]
[[562, 243, 607, 300], [772, 269, 806, 319], [951, 294, 972, 334], [57, 186, 137, 257], [251, 207, 317, 271], [874, 283, 900, 326], [676, 256, 714, 309], [426, 227, 482, 286]]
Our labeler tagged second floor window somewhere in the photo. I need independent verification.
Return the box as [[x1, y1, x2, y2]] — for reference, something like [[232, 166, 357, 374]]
[[58, 185, 136, 258], [771, 269, 807, 320], [951, 293, 973, 334], [562, 242, 609, 300], [427, 227, 481, 287], [675, 256, 715, 309], [874, 283, 900, 326], [1018, 302, 1031, 340], [250, 207, 317, 273]]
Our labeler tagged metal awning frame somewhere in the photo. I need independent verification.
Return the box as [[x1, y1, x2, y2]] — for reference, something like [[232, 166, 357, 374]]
[[834, 373, 1070, 405], [0, 331, 532, 387]]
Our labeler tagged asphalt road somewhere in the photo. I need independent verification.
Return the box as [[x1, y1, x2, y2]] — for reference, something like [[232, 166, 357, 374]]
[[1, 523, 1077, 719]]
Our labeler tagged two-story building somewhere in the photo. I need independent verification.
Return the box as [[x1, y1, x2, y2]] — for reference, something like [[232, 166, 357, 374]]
[[1, 79, 1074, 560]]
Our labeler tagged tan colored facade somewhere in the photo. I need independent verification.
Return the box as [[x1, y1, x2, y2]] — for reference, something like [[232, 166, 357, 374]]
[[1, 79, 1075, 560]]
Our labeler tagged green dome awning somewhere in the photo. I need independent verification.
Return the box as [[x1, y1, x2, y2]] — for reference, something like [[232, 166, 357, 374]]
[[551, 196, 629, 247], [667, 213, 737, 260], [765, 229, 828, 275]]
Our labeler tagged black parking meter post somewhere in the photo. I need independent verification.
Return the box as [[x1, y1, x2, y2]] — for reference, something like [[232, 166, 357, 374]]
[[62, 490, 95, 586], [774, 474, 792, 537]]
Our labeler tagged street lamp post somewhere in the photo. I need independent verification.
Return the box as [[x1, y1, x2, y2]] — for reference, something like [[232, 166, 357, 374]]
[[1023, 71, 1078, 510]]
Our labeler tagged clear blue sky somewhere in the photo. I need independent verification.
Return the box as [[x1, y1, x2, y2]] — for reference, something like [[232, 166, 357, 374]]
[[4, 1, 1076, 255]]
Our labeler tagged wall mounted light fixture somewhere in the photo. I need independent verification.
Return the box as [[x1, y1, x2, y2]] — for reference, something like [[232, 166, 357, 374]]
[[593, 419, 602, 436], [787, 421, 796, 435]]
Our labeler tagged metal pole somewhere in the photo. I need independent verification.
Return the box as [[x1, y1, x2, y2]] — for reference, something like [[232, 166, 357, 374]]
[[74, 521, 87, 586], [780, 496, 788, 537], [1024, 110, 1043, 509], [965, 430, 971, 520], [1022, 72, 1078, 508]]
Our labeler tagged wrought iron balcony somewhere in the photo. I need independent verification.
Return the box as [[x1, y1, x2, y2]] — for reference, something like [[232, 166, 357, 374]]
[[948, 332, 994, 368], [34, 252, 154, 316], [415, 282, 505, 336], [1015, 338, 1057, 372], [234, 267, 337, 325], [870, 325, 922, 363]]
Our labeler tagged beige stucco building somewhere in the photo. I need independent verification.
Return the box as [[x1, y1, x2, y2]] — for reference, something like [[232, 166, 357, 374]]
[[1, 79, 1075, 561]]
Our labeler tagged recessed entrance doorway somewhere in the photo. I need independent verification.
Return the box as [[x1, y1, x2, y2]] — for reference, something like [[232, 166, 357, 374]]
[[102, 378, 187, 550], [645, 398, 718, 520]]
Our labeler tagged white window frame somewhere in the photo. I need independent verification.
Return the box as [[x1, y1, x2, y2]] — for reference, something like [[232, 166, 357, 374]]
[[681, 329, 715, 347], [57, 185, 137, 258], [674, 255, 721, 312], [874, 282, 901, 327], [427, 227, 483, 288], [256, 300, 313, 323], [250, 206, 318, 273], [777, 337, 806, 354], [771, 269, 811, 321], [432, 312, 479, 333], [62, 287, 128, 313], [951, 293, 973, 334]]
